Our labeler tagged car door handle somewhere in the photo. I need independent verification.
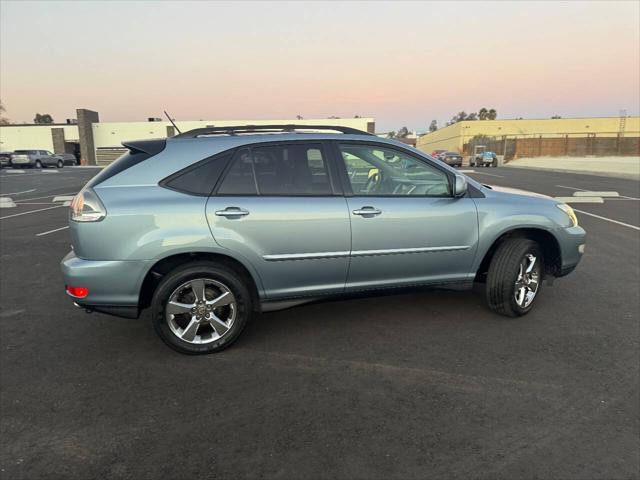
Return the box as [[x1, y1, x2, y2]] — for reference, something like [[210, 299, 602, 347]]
[[352, 206, 382, 216], [215, 207, 250, 218]]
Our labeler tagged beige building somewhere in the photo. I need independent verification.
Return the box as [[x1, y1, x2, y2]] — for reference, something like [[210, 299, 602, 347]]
[[0, 113, 375, 165], [416, 117, 640, 157]]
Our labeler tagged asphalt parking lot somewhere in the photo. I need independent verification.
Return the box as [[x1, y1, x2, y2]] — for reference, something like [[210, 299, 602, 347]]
[[1, 165, 638, 479]]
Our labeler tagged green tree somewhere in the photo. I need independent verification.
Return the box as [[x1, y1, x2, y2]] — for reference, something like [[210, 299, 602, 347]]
[[0, 101, 9, 125], [395, 126, 409, 138], [34, 113, 54, 124], [551, 115, 562, 119], [466, 112, 478, 121], [478, 107, 488, 120], [428, 120, 437, 132], [448, 111, 468, 125], [487, 109, 497, 120]]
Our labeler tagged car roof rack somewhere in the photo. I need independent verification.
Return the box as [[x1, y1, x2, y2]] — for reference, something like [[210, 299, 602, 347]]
[[173, 124, 373, 139]]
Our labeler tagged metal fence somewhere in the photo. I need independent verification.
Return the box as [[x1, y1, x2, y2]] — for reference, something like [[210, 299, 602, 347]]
[[463, 132, 640, 160]]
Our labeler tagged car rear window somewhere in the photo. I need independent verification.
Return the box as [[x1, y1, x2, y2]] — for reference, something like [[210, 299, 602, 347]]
[[87, 139, 166, 188]]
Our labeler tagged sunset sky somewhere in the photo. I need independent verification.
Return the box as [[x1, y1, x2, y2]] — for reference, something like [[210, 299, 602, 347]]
[[1, 1, 638, 131]]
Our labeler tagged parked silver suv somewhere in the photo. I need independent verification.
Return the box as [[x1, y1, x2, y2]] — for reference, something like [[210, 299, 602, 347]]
[[11, 149, 65, 168], [61, 125, 586, 354]]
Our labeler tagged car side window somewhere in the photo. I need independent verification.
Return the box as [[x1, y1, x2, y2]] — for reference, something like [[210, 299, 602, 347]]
[[217, 144, 332, 196], [338, 144, 451, 197], [163, 152, 233, 196], [217, 148, 258, 195]]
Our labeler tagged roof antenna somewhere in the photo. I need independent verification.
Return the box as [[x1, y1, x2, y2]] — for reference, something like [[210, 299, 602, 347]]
[[164, 110, 182, 135]]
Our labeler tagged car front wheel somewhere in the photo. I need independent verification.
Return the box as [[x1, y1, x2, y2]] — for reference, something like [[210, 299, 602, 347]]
[[35, 160, 42, 168], [57, 160, 63, 168], [151, 262, 253, 354], [486, 238, 544, 317]]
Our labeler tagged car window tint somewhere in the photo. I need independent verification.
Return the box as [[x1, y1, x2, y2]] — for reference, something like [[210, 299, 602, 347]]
[[164, 152, 232, 196], [339, 144, 451, 197], [217, 144, 331, 196], [217, 148, 257, 195], [252, 144, 331, 195]]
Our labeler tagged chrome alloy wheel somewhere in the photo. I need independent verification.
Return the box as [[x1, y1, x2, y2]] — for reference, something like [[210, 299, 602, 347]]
[[166, 278, 236, 344], [514, 253, 541, 308]]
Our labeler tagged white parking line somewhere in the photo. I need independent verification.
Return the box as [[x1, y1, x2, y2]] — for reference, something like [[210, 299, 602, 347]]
[[0, 205, 65, 220], [0, 189, 36, 196], [573, 191, 619, 198], [0, 172, 49, 178], [574, 209, 640, 231], [554, 196, 604, 203], [52, 195, 74, 202], [14, 192, 77, 203], [36, 225, 69, 237], [466, 171, 504, 178], [556, 185, 639, 200]]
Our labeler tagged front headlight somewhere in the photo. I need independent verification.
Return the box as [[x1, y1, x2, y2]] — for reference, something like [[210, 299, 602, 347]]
[[556, 203, 578, 227]]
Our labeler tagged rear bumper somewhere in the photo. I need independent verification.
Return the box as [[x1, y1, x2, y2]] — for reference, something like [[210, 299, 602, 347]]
[[61, 251, 150, 317], [10, 159, 34, 166]]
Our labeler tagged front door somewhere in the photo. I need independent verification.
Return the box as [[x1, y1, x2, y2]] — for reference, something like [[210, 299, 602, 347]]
[[206, 142, 350, 299], [335, 142, 479, 290]]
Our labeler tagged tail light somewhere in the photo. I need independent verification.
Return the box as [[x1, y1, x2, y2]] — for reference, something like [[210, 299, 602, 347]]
[[70, 187, 106, 222], [66, 286, 89, 298]]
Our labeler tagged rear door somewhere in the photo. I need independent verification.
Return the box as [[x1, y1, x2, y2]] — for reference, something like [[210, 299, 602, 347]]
[[206, 142, 351, 299], [334, 142, 479, 290]]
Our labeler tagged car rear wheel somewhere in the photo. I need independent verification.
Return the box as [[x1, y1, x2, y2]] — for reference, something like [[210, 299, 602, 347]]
[[486, 238, 544, 317], [151, 261, 253, 354], [57, 160, 63, 168], [35, 160, 42, 168]]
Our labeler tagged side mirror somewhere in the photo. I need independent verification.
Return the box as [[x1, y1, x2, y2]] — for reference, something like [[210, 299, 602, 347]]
[[454, 175, 468, 197]]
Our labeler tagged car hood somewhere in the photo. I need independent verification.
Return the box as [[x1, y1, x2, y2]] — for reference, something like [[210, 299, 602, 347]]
[[485, 184, 552, 200]]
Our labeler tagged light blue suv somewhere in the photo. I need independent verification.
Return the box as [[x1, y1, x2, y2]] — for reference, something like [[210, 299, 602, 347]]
[[61, 125, 585, 354]]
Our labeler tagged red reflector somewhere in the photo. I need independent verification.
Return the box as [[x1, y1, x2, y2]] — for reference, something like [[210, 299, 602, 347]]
[[66, 286, 89, 298]]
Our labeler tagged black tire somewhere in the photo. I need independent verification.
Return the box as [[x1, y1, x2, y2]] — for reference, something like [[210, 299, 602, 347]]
[[486, 238, 544, 317], [35, 160, 42, 168], [151, 261, 253, 354], [57, 160, 63, 168]]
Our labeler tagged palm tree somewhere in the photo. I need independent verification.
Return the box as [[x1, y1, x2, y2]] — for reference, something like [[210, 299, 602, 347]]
[[487, 109, 497, 120], [478, 108, 488, 120]]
